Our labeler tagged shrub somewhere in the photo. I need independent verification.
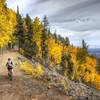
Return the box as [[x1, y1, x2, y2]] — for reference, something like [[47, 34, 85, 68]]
[[20, 61, 44, 78], [32, 64, 44, 78]]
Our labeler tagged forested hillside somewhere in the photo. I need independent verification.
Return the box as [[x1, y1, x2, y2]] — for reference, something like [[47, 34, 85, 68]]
[[0, 0, 100, 91]]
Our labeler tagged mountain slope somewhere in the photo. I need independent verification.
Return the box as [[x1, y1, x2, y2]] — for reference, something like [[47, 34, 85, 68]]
[[0, 51, 100, 100], [0, 51, 68, 100]]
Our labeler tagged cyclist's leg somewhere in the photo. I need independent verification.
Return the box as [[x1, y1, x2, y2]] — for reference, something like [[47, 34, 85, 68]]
[[10, 69, 12, 80], [8, 69, 13, 81], [8, 69, 10, 78]]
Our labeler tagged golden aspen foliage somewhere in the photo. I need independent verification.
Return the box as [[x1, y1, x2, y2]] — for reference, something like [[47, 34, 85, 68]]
[[0, 0, 100, 90], [0, 1, 16, 48], [20, 61, 44, 78], [48, 36, 63, 64], [32, 17, 43, 59]]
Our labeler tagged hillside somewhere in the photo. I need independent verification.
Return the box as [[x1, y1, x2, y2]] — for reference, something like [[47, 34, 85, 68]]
[[0, 0, 100, 99], [0, 51, 67, 100], [0, 51, 100, 100]]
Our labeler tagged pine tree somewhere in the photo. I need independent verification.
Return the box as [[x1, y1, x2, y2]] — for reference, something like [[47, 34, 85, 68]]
[[14, 6, 25, 51], [53, 30, 58, 42], [4, 2, 7, 10], [23, 14, 35, 58], [25, 14, 33, 38], [81, 40, 88, 57], [60, 52, 68, 76], [60, 52, 73, 77], [75, 40, 88, 73], [48, 27, 52, 38], [41, 16, 49, 66], [64, 37, 70, 46], [82, 40, 88, 51], [77, 48, 87, 64]]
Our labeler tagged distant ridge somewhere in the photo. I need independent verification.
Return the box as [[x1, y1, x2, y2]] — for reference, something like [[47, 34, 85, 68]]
[[88, 48, 100, 59]]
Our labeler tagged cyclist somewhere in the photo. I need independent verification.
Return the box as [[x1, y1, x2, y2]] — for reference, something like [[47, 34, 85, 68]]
[[6, 58, 13, 81]]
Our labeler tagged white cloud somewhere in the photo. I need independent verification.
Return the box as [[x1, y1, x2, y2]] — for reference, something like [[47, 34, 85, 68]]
[[6, 0, 100, 48]]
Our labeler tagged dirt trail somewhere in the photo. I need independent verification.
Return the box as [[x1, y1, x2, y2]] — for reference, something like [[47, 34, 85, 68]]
[[0, 51, 22, 77], [0, 51, 68, 100]]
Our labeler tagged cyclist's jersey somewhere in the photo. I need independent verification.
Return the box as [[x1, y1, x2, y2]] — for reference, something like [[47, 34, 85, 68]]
[[6, 61, 13, 69]]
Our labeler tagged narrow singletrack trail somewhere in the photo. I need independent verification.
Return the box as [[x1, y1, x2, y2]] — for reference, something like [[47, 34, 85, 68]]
[[0, 51, 68, 100]]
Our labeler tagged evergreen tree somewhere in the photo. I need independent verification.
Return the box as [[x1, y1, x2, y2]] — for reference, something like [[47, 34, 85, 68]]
[[57, 34, 63, 45], [60, 52, 73, 77], [64, 37, 70, 46], [41, 16, 49, 66], [4, 1, 7, 10], [25, 14, 33, 38], [81, 39, 88, 57], [62, 36, 70, 51], [53, 30, 58, 42], [77, 48, 87, 64], [82, 40, 88, 51], [60, 52, 68, 76], [23, 14, 35, 58], [48, 27, 52, 38], [14, 6, 25, 51], [57, 34, 70, 46]]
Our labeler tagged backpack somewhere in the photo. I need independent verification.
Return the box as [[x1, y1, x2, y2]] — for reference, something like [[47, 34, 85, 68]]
[[6, 61, 13, 69]]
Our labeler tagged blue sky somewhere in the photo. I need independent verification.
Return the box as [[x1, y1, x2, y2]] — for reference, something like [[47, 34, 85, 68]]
[[7, 0, 100, 48]]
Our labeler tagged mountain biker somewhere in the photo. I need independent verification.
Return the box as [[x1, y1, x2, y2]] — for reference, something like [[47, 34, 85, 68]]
[[6, 58, 13, 81]]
